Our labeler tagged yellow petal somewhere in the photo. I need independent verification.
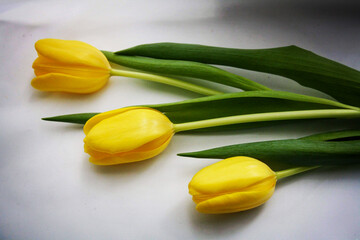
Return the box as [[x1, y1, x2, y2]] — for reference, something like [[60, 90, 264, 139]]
[[33, 56, 109, 77], [35, 39, 110, 70], [87, 134, 173, 165], [31, 73, 108, 94], [195, 187, 275, 214], [191, 175, 275, 202], [84, 131, 172, 160], [189, 157, 276, 197], [84, 144, 109, 160], [84, 108, 174, 154], [83, 107, 147, 134]]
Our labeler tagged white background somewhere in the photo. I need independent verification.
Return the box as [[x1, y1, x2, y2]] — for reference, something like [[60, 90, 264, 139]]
[[0, 0, 359, 239]]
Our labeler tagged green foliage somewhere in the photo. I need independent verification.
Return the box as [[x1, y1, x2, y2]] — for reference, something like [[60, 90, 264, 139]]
[[117, 43, 360, 107], [42, 91, 359, 131], [178, 130, 360, 169], [103, 51, 269, 91], [42, 113, 98, 124]]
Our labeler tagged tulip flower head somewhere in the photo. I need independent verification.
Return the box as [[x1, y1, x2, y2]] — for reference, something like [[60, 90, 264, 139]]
[[31, 39, 221, 96], [83, 107, 174, 165], [32, 39, 111, 93], [188, 156, 277, 214]]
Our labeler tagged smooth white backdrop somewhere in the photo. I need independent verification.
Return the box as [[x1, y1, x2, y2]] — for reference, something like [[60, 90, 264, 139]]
[[0, 0, 359, 239]]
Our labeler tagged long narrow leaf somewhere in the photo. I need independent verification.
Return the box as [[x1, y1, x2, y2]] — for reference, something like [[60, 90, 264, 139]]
[[300, 130, 360, 141], [117, 43, 360, 106], [42, 113, 98, 124], [103, 51, 270, 91], [42, 91, 360, 131], [178, 130, 360, 169]]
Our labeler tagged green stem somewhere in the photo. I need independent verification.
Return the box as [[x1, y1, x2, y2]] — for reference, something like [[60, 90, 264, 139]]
[[110, 68, 223, 96], [276, 166, 320, 180], [173, 109, 360, 132]]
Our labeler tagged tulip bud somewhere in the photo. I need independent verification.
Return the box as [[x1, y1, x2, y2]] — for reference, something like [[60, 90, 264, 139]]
[[31, 39, 111, 93], [188, 156, 276, 214], [83, 107, 174, 165]]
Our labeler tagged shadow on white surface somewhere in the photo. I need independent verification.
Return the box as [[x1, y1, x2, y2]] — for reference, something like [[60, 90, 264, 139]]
[[87, 155, 159, 176], [29, 83, 110, 103], [186, 200, 265, 237]]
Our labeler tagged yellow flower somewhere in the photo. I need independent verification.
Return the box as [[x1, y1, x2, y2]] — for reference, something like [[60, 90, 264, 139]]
[[83, 107, 174, 165], [188, 156, 276, 214], [31, 39, 111, 93]]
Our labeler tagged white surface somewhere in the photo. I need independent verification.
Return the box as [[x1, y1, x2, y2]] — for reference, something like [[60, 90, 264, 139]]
[[0, 0, 359, 239]]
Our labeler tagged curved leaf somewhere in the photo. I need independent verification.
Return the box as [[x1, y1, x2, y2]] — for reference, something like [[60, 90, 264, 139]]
[[103, 51, 270, 91], [300, 129, 360, 141], [42, 113, 98, 124], [178, 130, 360, 169], [42, 91, 360, 131], [117, 43, 360, 106]]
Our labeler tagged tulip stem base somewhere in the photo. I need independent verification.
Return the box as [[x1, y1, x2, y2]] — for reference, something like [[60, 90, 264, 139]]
[[173, 109, 360, 132], [110, 68, 223, 96], [276, 166, 319, 180]]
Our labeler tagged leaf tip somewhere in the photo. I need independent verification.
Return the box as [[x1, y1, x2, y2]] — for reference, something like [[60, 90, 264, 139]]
[[177, 153, 194, 158], [41, 116, 54, 121]]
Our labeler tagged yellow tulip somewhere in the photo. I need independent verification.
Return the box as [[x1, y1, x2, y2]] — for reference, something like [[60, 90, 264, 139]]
[[83, 107, 174, 165], [188, 156, 277, 214], [31, 39, 111, 93]]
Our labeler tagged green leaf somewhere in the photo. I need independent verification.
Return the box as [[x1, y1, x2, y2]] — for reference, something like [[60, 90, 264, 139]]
[[42, 113, 98, 124], [178, 130, 360, 169], [299, 129, 360, 141], [117, 43, 360, 107], [103, 51, 270, 91], [42, 91, 359, 131]]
